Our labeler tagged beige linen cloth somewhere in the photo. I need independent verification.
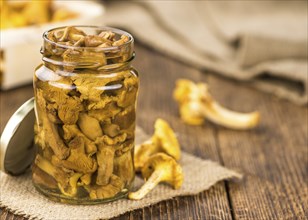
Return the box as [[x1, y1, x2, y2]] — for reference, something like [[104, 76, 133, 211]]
[[0, 127, 241, 220], [103, 1, 308, 105]]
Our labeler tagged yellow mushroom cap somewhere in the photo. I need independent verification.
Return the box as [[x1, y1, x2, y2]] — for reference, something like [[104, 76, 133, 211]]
[[128, 153, 184, 200], [134, 118, 182, 172], [134, 140, 156, 171], [141, 153, 183, 189], [173, 79, 195, 104], [153, 118, 181, 160], [179, 101, 204, 125]]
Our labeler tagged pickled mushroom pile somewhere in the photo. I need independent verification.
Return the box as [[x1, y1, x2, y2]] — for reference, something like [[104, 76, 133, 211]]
[[33, 26, 138, 202]]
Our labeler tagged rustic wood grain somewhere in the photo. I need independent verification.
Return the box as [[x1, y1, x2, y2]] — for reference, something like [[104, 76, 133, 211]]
[[0, 85, 33, 133], [208, 75, 308, 220], [1, 42, 307, 220]]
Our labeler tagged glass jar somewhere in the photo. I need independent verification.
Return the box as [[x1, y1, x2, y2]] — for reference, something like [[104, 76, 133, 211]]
[[32, 26, 139, 204]]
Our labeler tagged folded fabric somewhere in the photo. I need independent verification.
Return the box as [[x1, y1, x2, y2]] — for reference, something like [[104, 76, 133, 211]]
[[103, 1, 307, 105]]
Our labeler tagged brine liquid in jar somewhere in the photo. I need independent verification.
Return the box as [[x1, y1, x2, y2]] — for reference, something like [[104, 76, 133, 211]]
[[32, 26, 139, 204]]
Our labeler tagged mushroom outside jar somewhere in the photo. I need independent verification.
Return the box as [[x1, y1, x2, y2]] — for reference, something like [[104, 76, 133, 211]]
[[33, 26, 139, 204]]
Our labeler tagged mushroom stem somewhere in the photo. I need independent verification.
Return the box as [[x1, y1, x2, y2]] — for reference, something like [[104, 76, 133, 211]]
[[96, 145, 115, 185], [59, 172, 83, 197], [63, 124, 97, 155], [35, 154, 57, 177], [35, 155, 70, 188], [128, 170, 162, 200], [201, 101, 260, 130]]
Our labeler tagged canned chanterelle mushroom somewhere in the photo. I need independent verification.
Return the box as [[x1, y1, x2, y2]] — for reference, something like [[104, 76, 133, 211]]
[[33, 26, 139, 204]]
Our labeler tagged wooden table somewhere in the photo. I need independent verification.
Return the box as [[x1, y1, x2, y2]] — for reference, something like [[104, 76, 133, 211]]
[[1, 43, 307, 220]]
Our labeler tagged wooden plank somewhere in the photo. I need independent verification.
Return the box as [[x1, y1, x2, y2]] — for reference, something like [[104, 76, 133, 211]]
[[0, 43, 232, 219], [0, 85, 33, 133], [207, 74, 308, 219], [112, 44, 232, 220]]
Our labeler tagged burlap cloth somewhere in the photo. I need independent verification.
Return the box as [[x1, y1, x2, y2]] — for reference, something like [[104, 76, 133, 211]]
[[103, 1, 308, 105], [0, 127, 242, 220]]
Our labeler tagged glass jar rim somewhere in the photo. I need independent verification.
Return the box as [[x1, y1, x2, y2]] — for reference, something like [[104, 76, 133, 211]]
[[43, 25, 134, 51]]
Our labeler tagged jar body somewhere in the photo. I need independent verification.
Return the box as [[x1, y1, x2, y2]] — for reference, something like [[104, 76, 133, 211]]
[[32, 26, 138, 204]]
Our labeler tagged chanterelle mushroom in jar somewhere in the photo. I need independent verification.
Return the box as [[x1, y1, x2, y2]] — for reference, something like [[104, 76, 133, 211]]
[[33, 26, 139, 204]]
